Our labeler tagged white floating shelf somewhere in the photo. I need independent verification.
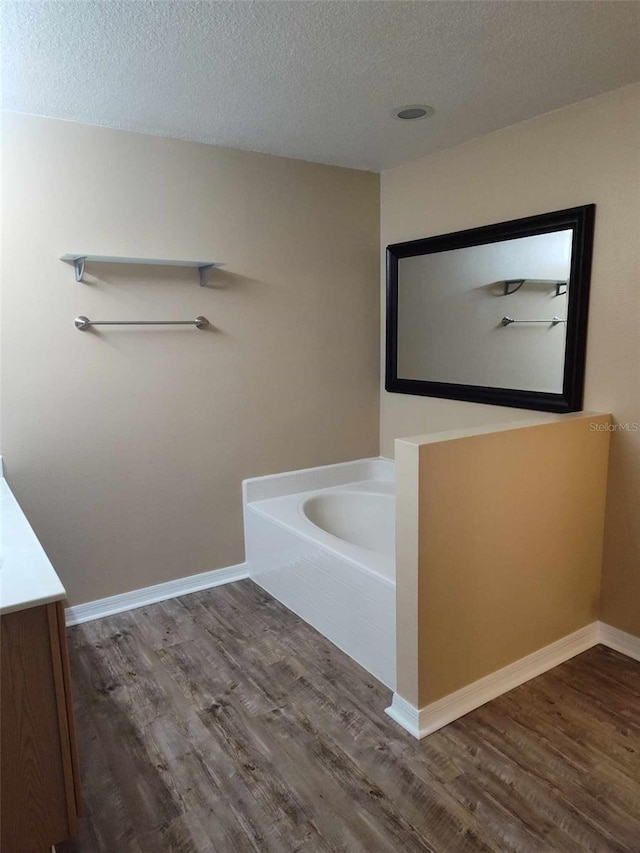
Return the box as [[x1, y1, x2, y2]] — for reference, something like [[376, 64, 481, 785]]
[[501, 278, 568, 296], [60, 254, 224, 286]]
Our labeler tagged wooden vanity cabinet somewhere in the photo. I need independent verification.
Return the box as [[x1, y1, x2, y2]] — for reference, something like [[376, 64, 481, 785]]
[[1, 600, 80, 852]]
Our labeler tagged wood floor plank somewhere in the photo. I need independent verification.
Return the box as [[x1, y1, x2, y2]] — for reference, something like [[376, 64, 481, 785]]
[[497, 677, 640, 791], [140, 713, 294, 853], [542, 661, 640, 734], [197, 700, 397, 853], [72, 696, 138, 851], [75, 697, 181, 834], [561, 646, 640, 698], [67, 580, 640, 852], [481, 696, 640, 848], [441, 717, 633, 853], [268, 702, 495, 853], [253, 665, 496, 850]]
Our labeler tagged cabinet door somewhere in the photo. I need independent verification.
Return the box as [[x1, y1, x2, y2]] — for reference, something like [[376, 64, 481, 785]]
[[1, 602, 80, 851]]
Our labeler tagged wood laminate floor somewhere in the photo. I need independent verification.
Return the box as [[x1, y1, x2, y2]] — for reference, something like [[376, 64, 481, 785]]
[[68, 580, 640, 853]]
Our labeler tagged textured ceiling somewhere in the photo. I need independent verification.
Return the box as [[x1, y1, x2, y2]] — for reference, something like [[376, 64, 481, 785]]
[[3, 1, 640, 171]]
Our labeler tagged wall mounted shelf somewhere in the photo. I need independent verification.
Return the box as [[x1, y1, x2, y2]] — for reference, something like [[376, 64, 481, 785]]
[[502, 278, 567, 297], [60, 254, 224, 286]]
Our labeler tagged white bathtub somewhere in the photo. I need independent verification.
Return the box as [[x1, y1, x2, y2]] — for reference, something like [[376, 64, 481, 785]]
[[243, 458, 396, 689]]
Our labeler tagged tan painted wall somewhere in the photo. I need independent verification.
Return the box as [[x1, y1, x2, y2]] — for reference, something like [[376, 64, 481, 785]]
[[381, 83, 640, 637], [1, 114, 380, 606], [396, 414, 611, 708]]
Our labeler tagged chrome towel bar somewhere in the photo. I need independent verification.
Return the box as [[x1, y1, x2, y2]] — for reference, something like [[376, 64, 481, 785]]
[[75, 316, 209, 331], [501, 316, 566, 326]]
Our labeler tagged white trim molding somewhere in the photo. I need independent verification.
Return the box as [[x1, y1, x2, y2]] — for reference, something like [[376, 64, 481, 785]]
[[386, 622, 600, 739], [385, 693, 422, 739], [65, 563, 248, 626], [599, 621, 640, 663]]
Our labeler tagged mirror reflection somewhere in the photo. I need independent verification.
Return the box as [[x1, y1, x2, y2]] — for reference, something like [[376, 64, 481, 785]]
[[397, 230, 572, 393]]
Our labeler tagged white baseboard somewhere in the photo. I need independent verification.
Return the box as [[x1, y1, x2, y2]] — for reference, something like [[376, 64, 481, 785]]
[[385, 693, 423, 738], [386, 621, 601, 739], [599, 621, 640, 663], [65, 563, 248, 626]]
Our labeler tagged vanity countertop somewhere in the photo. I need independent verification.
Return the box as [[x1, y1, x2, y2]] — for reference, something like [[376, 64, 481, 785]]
[[0, 477, 66, 616]]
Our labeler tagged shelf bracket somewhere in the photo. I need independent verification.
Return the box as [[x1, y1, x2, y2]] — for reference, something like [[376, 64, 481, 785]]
[[73, 257, 87, 283], [555, 281, 567, 297], [503, 279, 525, 296], [198, 264, 214, 287]]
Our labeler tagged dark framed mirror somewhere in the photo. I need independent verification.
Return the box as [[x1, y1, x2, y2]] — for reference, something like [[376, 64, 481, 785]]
[[385, 205, 595, 413]]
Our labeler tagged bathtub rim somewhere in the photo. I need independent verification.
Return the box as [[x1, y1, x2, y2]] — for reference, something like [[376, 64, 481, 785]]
[[243, 456, 394, 504]]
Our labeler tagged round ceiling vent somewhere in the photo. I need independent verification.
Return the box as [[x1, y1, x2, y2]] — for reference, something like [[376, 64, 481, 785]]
[[392, 105, 434, 121]]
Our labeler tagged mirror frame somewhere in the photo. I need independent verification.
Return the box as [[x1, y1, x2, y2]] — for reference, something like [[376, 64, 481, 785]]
[[385, 204, 595, 413]]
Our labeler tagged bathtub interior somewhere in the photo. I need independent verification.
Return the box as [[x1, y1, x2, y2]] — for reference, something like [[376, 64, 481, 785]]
[[302, 491, 395, 558]]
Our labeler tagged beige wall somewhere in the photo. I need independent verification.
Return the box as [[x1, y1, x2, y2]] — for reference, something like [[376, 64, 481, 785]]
[[1, 114, 380, 606], [381, 83, 640, 637], [395, 414, 611, 708]]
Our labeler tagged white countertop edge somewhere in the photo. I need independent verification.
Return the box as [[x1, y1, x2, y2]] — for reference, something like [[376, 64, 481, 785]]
[[1, 474, 67, 616], [1, 590, 68, 617]]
